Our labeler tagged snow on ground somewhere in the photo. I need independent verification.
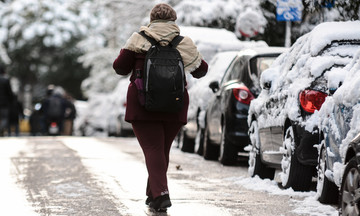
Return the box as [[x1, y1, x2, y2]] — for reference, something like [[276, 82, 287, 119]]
[[0, 138, 37, 216], [62, 137, 233, 216], [235, 176, 337, 216], [62, 137, 338, 216], [0, 137, 339, 215]]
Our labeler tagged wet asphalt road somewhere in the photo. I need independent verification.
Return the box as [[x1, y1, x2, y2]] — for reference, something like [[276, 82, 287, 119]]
[[1, 136, 336, 215]]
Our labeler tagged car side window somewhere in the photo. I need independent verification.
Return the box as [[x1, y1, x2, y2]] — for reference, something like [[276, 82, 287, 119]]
[[220, 57, 239, 85], [228, 60, 241, 81]]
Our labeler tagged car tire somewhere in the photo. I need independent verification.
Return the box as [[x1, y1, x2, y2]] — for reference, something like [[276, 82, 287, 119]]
[[203, 123, 219, 160], [248, 120, 275, 179], [317, 142, 339, 204], [178, 129, 195, 153], [339, 156, 360, 216], [219, 124, 238, 165], [194, 128, 204, 156], [281, 126, 313, 191]]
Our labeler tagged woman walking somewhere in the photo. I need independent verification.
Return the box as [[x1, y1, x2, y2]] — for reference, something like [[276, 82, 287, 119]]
[[113, 3, 208, 212]]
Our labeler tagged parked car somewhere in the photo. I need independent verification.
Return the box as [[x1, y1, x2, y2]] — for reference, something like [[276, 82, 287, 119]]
[[178, 51, 239, 153], [203, 47, 287, 165], [180, 26, 267, 89], [340, 133, 360, 215], [176, 26, 267, 153], [247, 21, 360, 191], [107, 106, 133, 137], [303, 48, 360, 204], [76, 78, 131, 137]]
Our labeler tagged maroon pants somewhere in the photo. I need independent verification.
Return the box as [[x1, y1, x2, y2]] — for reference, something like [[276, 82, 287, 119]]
[[131, 121, 182, 199]]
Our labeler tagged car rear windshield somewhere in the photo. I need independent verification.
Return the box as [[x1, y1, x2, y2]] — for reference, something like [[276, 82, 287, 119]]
[[251, 56, 278, 77], [318, 40, 360, 57]]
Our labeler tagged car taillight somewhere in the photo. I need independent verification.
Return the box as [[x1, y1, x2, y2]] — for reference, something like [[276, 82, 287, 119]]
[[233, 87, 255, 105], [299, 90, 327, 113]]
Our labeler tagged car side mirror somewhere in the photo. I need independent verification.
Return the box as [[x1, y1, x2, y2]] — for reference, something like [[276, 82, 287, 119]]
[[329, 81, 342, 96], [209, 81, 220, 93], [262, 81, 271, 90]]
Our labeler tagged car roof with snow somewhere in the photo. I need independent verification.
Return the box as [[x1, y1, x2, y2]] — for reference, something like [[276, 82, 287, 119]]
[[179, 26, 268, 62], [235, 47, 288, 58]]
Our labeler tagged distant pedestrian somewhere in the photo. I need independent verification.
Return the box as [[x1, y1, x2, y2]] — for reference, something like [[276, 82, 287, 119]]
[[41, 86, 66, 135], [63, 93, 76, 135], [113, 3, 208, 212], [0, 64, 14, 136], [7, 94, 24, 136]]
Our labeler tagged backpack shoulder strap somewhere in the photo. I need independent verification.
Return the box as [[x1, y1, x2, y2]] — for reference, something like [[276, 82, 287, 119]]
[[170, 35, 184, 48], [138, 31, 157, 46]]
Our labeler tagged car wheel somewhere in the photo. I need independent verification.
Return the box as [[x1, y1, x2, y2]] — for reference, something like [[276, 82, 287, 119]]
[[203, 123, 219, 160], [178, 129, 195, 153], [317, 141, 339, 204], [194, 128, 204, 156], [248, 120, 275, 179], [219, 124, 238, 165], [340, 157, 360, 216], [280, 126, 313, 191]]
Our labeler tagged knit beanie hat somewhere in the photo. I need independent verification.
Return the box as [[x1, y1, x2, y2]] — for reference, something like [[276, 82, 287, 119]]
[[150, 3, 177, 22]]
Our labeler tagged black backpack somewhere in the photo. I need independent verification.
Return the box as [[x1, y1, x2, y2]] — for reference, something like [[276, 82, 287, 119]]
[[139, 31, 185, 113]]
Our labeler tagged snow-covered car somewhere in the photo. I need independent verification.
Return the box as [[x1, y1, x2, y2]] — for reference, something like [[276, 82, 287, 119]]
[[107, 105, 133, 137], [176, 26, 267, 153], [179, 26, 267, 89], [203, 47, 287, 165], [339, 133, 360, 215], [177, 51, 238, 154], [247, 21, 360, 191], [303, 49, 360, 204], [76, 78, 131, 136]]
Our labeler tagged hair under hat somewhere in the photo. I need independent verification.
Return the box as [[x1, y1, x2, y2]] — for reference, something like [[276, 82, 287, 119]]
[[150, 3, 177, 22]]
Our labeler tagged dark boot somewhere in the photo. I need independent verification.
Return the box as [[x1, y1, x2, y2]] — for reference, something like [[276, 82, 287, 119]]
[[145, 196, 153, 206], [149, 194, 172, 212]]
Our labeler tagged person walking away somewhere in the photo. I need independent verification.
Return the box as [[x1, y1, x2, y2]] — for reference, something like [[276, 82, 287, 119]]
[[113, 3, 208, 212], [41, 86, 66, 135], [63, 93, 76, 135], [7, 94, 24, 136], [0, 64, 14, 136]]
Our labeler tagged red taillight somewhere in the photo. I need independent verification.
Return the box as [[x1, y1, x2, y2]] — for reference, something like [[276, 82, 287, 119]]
[[51, 122, 57, 127], [299, 90, 327, 113], [233, 87, 255, 105]]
